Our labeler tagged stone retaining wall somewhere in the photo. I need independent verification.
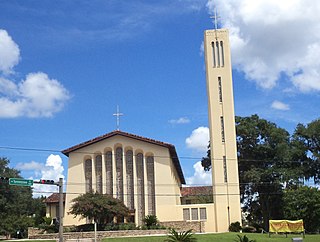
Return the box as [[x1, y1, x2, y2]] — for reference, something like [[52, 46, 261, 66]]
[[28, 221, 204, 241]]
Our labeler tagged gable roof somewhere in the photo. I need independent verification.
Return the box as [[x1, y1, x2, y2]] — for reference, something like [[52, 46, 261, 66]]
[[61, 130, 185, 184], [44, 193, 66, 204]]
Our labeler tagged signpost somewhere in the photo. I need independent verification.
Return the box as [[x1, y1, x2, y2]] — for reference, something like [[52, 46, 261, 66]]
[[9, 178, 33, 186]]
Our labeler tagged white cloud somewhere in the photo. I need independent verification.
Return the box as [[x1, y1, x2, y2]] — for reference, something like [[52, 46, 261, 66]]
[[16, 160, 45, 171], [186, 161, 212, 185], [271, 100, 290, 110], [0, 72, 70, 118], [16, 154, 65, 197], [0, 30, 70, 118], [169, 117, 190, 124], [206, 0, 320, 92], [34, 154, 65, 197], [41, 154, 65, 181], [0, 29, 20, 74], [185, 126, 209, 152]]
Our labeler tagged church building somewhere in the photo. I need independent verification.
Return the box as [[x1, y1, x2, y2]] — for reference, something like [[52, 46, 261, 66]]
[[61, 24, 241, 233], [62, 130, 215, 230]]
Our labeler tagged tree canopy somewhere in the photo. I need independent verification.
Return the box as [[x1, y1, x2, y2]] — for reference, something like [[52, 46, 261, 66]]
[[69, 192, 130, 224], [201, 115, 320, 229], [0, 157, 35, 238], [283, 186, 320, 232]]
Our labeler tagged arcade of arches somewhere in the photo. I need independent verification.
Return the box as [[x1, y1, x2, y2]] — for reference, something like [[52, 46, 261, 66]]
[[83, 147, 155, 224]]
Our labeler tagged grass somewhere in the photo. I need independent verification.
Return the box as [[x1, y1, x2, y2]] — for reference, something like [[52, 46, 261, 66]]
[[102, 232, 319, 242]]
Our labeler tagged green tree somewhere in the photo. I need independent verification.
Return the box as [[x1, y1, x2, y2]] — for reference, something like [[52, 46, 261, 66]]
[[69, 192, 129, 224], [292, 119, 320, 183], [201, 115, 307, 229], [0, 157, 34, 238], [283, 186, 320, 233], [30, 196, 47, 226]]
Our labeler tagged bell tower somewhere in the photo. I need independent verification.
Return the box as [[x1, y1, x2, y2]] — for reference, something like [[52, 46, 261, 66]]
[[204, 28, 242, 232]]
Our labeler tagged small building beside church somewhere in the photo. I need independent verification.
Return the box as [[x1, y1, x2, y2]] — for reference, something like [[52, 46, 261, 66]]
[[44, 193, 66, 222], [62, 130, 215, 231]]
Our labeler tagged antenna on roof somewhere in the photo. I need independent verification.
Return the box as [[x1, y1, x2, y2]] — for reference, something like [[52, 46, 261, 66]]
[[113, 105, 123, 131]]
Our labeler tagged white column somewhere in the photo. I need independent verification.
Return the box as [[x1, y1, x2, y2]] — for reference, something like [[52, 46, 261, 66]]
[[133, 151, 138, 225], [143, 154, 148, 216]]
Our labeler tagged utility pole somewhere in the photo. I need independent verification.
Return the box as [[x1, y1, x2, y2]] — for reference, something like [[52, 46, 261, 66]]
[[59, 178, 64, 242]]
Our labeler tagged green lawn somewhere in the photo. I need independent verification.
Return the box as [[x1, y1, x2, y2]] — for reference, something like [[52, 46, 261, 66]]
[[103, 232, 318, 242]]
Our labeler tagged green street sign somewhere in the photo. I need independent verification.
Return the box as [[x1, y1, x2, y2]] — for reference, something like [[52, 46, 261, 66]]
[[9, 178, 33, 186]]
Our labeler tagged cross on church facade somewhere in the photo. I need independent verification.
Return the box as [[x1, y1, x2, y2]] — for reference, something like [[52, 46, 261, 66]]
[[113, 105, 123, 131]]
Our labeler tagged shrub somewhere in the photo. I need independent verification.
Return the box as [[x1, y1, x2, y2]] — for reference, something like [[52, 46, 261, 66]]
[[235, 234, 256, 242], [143, 215, 159, 228], [164, 228, 197, 242], [118, 223, 137, 230], [229, 221, 242, 232], [242, 226, 256, 233]]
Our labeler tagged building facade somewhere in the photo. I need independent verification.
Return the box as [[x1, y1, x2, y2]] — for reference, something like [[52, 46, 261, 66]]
[[204, 28, 242, 232], [62, 131, 215, 230]]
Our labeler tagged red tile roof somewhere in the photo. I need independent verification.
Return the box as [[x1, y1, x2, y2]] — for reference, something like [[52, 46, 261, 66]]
[[181, 186, 213, 197], [44, 193, 66, 203], [61, 130, 185, 184]]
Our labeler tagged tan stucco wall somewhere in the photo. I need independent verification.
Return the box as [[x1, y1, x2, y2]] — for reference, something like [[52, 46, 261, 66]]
[[204, 28, 242, 232], [63, 135, 182, 226]]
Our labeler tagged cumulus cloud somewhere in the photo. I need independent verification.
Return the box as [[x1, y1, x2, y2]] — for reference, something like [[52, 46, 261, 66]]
[[0, 72, 70, 118], [185, 126, 209, 152], [0, 30, 20, 74], [169, 117, 190, 124], [186, 161, 212, 185], [206, 0, 320, 92], [23, 154, 65, 197], [271, 100, 290, 110], [0, 29, 70, 118]]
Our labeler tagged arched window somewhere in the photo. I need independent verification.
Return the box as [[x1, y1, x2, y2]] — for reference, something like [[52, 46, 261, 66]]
[[116, 147, 124, 201], [126, 150, 134, 210], [105, 151, 113, 195], [84, 159, 92, 193], [136, 153, 145, 225], [146, 155, 156, 215]]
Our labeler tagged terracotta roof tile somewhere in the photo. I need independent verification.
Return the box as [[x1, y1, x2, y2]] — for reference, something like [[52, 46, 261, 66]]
[[44, 193, 66, 203], [181, 186, 213, 197]]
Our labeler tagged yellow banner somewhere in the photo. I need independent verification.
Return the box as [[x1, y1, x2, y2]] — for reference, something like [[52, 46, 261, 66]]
[[269, 220, 304, 233]]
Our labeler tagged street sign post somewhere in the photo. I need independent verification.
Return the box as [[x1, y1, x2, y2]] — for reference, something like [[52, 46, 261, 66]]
[[9, 178, 33, 186]]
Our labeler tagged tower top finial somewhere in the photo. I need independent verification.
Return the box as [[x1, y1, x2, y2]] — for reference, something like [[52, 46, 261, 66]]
[[113, 105, 123, 131], [210, 8, 220, 30]]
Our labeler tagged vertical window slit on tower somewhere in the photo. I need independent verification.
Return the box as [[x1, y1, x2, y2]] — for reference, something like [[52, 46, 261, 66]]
[[220, 41, 224, 67], [220, 116, 225, 142], [218, 76, 222, 102], [223, 156, 228, 183], [216, 42, 220, 67], [211, 42, 216, 67]]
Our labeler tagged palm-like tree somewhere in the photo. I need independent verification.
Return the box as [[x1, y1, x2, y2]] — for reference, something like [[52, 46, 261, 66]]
[[164, 228, 197, 242], [235, 234, 256, 242]]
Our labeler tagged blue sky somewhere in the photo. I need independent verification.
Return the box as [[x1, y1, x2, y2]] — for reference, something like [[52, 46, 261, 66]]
[[1, 0, 320, 195]]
